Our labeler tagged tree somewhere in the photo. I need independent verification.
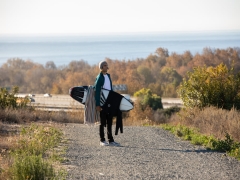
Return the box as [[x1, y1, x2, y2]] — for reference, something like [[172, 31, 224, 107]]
[[178, 63, 240, 110], [158, 67, 182, 97], [51, 83, 63, 94], [137, 66, 155, 84], [155, 47, 169, 58], [166, 52, 183, 68], [134, 88, 163, 110], [67, 60, 90, 72], [45, 61, 57, 69]]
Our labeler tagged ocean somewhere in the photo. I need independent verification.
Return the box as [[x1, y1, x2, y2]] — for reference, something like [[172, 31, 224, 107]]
[[0, 31, 239, 67]]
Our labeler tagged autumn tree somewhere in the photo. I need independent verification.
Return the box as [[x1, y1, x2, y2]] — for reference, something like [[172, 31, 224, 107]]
[[45, 61, 57, 69], [137, 66, 155, 84], [158, 67, 182, 97], [0, 47, 239, 97]]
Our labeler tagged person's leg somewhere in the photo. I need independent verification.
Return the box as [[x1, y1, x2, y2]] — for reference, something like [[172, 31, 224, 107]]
[[99, 124, 105, 142], [106, 115, 120, 146], [106, 114, 114, 142], [99, 111, 106, 142]]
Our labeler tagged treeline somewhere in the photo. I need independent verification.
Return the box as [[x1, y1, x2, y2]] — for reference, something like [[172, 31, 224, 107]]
[[0, 47, 239, 97]]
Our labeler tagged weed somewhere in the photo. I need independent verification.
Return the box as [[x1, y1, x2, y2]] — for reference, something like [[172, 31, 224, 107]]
[[211, 133, 233, 152], [8, 124, 66, 180], [161, 124, 240, 160], [11, 154, 55, 180]]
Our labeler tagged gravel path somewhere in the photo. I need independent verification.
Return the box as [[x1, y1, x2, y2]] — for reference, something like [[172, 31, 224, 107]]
[[62, 124, 240, 180]]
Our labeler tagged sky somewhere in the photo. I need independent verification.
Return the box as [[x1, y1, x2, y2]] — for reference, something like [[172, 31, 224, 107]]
[[0, 0, 240, 35]]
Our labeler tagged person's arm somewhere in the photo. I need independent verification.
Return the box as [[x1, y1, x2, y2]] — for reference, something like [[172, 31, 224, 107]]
[[95, 75, 102, 107]]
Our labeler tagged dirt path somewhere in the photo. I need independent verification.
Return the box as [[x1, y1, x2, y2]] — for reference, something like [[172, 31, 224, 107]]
[[62, 124, 240, 180]]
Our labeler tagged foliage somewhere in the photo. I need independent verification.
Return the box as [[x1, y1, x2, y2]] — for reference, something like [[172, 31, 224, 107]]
[[0, 86, 28, 109], [11, 154, 55, 180], [15, 124, 63, 156], [137, 66, 155, 84], [157, 106, 181, 118], [161, 124, 213, 145], [0, 107, 84, 124], [178, 63, 240, 109], [0, 47, 239, 97], [161, 124, 240, 160], [9, 124, 65, 180], [211, 133, 240, 152], [168, 106, 240, 145], [134, 88, 163, 110], [158, 67, 182, 97]]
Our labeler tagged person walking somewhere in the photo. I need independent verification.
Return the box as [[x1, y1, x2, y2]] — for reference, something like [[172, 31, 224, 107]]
[[94, 61, 120, 146]]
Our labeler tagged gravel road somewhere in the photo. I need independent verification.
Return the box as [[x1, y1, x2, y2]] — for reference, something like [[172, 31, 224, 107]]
[[62, 124, 240, 180]]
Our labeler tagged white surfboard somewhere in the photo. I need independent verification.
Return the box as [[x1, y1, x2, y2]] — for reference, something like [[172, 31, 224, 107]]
[[69, 86, 134, 111]]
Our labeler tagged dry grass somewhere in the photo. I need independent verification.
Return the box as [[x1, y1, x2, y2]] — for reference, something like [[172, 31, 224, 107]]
[[0, 122, 20, 179], [168, 106, 240, 142], [0, 107, 84, 179], [0, 108, 84, 124], [123, 100, 154, 126], [123, 100, 180, 126]]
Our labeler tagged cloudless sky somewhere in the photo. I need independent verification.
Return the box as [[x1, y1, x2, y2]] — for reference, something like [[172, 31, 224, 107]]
[[0, 0, 240, 35]]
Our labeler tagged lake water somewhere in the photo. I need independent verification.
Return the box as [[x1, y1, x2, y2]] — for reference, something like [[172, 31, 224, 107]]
[[0, 31, 239, 67]]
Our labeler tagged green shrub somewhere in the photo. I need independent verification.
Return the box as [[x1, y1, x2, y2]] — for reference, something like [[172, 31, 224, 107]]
[[229, 147, 240, 160], [211, 133, 239, 152], [16, 124, 63, 156], [0, 86, 28, 109], [134, 88, 163, 110], [11, 154, 55, 180], [160, 106, 181, 117], [178, 63, 240, 110], [161, 124, 240, 160], [9, 124, 65, 180]]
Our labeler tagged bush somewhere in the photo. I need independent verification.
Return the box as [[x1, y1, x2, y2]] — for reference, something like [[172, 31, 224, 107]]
[[134, 88, 163, 110], [9, 124, 65, 180], [168, 106, 240, 142], [0, 86, 28, 109], [11, 154, 55, 180], [211, 133, 240, 152], [178, 63, 240, 110], [158, 106, 181, 117]]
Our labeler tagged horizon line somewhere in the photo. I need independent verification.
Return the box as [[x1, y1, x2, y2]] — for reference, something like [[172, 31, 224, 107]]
[[1, 29, 240, 37]]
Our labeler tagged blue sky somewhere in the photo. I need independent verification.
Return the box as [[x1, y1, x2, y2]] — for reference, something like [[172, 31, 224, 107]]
[[1, 0, 240, 35]]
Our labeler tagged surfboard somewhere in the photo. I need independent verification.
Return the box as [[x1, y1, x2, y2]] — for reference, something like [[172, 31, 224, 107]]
[[69, 86, 134, 111]]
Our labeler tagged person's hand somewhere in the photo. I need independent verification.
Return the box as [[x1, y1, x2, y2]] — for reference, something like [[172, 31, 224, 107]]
[[96, 106, 102, 112]]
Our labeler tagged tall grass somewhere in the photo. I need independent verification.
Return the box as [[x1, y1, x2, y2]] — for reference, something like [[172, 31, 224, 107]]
[[1, 124, 66, 180], [15, 124, 62, 156], [0, 107, 84, 124], [11, 154, 55, 180], [123, 100, 181, 126], [168, 106, 240, 142], [160, 106, 240, 160]]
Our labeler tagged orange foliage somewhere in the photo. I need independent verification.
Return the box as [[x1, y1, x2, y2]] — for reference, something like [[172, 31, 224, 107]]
[[0, 47, 239, 97]]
